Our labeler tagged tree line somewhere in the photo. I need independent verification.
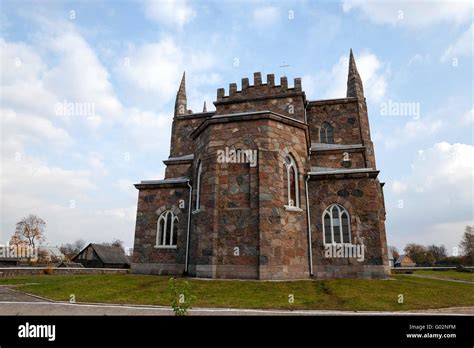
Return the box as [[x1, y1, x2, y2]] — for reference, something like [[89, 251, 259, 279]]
[[7, 214, 128, 263], [389, 226, 474, 266]]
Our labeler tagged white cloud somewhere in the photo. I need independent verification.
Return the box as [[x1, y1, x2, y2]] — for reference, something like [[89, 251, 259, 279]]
[[386, 142, 474, 251], [42, 31, 123, 120], [0, 38, 45, 83], [1, 155, 96, 206], [460, 108, 474, 125], [116, 37, 218, 106], [382, 119, 444, 149], [117, 38, 183, 100], [391, 180, 407, 194], [407, 53, 431, 66], [0, 20, 171, 248], [252, 6, 280, 26], [1, 108, 72, 154], [123, 108, 172, 150], [342, 0, 472, 28], [303, 51, 388, 102], [441, 23, 474, 62], [143, 0, 196, 28]]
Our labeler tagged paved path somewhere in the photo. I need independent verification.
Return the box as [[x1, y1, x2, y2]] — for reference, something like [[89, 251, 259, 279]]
[[0, 286, 44, 302], [0, 286, 472, 316]]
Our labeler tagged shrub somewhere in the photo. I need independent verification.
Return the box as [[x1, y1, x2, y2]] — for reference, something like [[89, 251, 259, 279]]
[[43, 266, 54, 275], [168, 278, 196, 316]]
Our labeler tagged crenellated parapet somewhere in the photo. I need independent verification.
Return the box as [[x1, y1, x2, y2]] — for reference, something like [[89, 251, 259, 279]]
[[216, 72, 303, 102]]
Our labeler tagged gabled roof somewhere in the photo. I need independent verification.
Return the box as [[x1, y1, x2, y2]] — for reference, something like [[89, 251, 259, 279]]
[[395, 254, 414, 264], [58, 261, 84, 268], [74, 243, 130, 265]]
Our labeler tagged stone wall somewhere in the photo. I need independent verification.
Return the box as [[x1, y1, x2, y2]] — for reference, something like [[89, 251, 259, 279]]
[[165, 163, 192, 178], [308, 176, 389, 278], [189, 113, 310, 279], [311, 150, 366, 169], [131, 184, 189, 275], [307, 99, 362, 145], [169, 114, 211, 158]]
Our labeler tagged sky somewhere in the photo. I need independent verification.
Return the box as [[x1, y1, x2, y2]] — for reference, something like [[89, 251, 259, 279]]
[[0, 0, 472, 255]]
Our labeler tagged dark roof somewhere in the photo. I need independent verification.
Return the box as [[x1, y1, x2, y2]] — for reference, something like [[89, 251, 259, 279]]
[[58, 262, 84, 268], [74, 243, 130, 265]]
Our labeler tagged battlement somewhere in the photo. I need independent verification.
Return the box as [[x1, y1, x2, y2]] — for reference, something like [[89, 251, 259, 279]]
[[216, 72, 302, 102]]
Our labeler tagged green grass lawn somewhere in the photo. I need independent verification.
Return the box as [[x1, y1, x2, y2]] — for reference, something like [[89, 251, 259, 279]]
[[410, 270, 474, 282], [1, 273, 473, 311]]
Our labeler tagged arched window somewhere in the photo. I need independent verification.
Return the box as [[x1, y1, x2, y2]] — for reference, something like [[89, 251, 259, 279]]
[[322, 204, 351, 244], [284, 154, 299, 207], [195, 160, 202, 211], [156, 210, 178, 247], [320, 122, 334, 143]]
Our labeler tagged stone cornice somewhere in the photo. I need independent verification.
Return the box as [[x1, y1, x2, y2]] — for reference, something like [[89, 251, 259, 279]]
[[307, 168, 379, 180], [190, 110, 309, 143]]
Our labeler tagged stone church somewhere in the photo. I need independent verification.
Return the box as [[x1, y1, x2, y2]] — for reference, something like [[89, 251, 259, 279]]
[[132, 50, 390, 279]]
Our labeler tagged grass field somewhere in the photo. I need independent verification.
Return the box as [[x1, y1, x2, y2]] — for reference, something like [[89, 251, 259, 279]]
[[1, 272, 473, 311]]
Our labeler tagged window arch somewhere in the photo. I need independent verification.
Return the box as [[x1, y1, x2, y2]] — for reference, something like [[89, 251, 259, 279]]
[[195, 160, 202, 211], [284, 154, 299, 207], [156, 210, 178, 247], [320, 122, 334, 143], [322, 204, 351, 244]]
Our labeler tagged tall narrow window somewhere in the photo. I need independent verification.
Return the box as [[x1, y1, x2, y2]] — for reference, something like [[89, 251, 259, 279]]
[[156, 211, 178, 248], [284, 154, 299, 207], [320, 122, 334, 143], [322, 204, 351, 244], [195, 160, 202, 211]]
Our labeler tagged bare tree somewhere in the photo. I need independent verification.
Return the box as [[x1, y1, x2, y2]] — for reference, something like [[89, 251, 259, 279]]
[[388, 246, 400, 260], [427, 244, 447, 264], [60, 239, 86, 260], [102, 239, 125, 252], [459, 226, 474, 264], [404, 243, 434, 265], [10, 214, 46, 248]]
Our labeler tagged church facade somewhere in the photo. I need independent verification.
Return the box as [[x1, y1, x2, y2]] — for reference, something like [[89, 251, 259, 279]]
[[131, 50, 390, 279]]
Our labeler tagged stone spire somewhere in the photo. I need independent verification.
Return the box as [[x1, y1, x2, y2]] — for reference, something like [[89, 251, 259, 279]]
[[346, 49, 364, 99], [174, 71, 187, 116], [202, 101, 207, 112]]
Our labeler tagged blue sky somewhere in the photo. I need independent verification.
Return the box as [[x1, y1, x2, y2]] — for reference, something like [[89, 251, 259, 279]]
[[1, 0, 472, 254]]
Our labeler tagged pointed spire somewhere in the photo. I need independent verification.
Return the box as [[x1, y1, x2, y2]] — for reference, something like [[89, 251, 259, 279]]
[[174, 71, 187, 116], [202, 101, 207, 112], [346, 49, 364, 99]]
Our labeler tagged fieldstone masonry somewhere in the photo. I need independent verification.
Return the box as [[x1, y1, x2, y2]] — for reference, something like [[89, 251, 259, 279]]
[[132, 49, 390, 279]]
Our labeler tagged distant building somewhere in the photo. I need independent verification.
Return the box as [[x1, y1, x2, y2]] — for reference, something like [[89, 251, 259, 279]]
[[394, 254, 416, 267], [0, 257, 22, 267], [39, 245, 65, 263], [73, 243, 130, 269], [57, 261, 84, 268]]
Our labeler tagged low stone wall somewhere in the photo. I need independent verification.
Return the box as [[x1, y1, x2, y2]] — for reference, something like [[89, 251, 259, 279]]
[[0, 267, 129, 278]]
